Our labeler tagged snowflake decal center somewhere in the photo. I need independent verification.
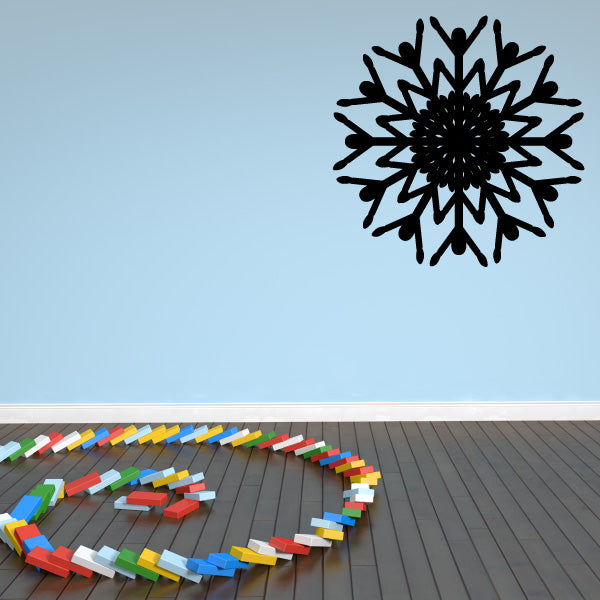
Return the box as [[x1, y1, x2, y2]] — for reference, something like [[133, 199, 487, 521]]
[[334, 17, 584, 266]]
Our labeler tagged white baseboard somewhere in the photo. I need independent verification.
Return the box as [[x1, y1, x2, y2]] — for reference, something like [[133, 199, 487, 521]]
[[0, 402, 599, 423]]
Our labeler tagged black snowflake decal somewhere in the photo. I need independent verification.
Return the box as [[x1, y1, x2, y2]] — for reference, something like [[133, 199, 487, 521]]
[[334, 17, 583, 266]]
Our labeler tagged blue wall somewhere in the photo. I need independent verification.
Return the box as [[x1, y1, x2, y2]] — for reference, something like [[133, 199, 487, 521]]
[[0, 1, 597, 404]]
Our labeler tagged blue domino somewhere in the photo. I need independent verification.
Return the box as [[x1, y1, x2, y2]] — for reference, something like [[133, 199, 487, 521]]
[[323, 512, 356, 526], [96, 545, 137, 578], [207, 427, 238, 444], [167, 472, 204, 489], [320, 451, 352, 466], [124, 425, 152, 445], [81, 428, 110, 449], [343, 488, 374, 498], [207, 552, 249, 570], [11, 495, 43, 523], [0, 442, 21, 462], [139, 468, 175, 485], [43, 479, 64, 507], [186, 558, 236, 577], [23, 535, 54, 554], [179, 426, 208, 444], [166, 424, 194, 443], [311, 517, 344, 531], [87, 469, 121, 494], [129, 469, 157, 486], [158, 549, 202, 583]]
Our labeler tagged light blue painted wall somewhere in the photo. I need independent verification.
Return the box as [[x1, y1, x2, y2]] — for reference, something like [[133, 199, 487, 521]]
[[0, 1, 597, 404]]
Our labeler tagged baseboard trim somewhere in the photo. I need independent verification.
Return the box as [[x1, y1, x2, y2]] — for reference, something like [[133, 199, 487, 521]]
[[0, 402, 598, 423]]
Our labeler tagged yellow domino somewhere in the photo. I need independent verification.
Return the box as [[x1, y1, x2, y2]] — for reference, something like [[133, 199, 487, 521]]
[[230, 546, 277, 566], [153, 425, 179, 444], [195, 425, 223, 443], [111, 425, 137, 446], [5, 520, 28, 555], [138, 425, 165, 445], [58, 481, 65, 499], [335, 460, 366, 474], [152, 470, 189, 488], [349, 471, 381, 484], [232, 430, 262, 447], [315, 527, 344, 541], [67, 429, 94, 451], [137, 548, 180, 582]]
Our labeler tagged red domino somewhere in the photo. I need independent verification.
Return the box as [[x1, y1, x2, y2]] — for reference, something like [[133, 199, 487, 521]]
[[97, 426, 124, 447], [284, 438, 315, 453], [163, 499, 199, 519], [343, 465, 375, 477], [258, 433, 289, 450], [26, 546, 70, 577], [49, 546, 93, 577], [174, 482, 205, 494], [269, 536, 310, 555], [127, 491, 168, 506], [311, 448, 340, 462], [14, 524, 41, 549], [328, 455, 359, 469], [37, 432, 63, 455], [65, 472, 101, 497], [344, 502, 367, 511]]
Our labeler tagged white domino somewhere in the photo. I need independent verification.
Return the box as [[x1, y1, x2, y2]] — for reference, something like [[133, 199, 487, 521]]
[[51, 431, 80, 453], [272, 435, 303, 451], [72, 545, 116, 578], [24, 435, 51, 458], [219, 429, 250, 445], [179, 426, 208, 444], [248, 539, 293, 559], [295, 441, 326, 456], [294, 533, 332, 547], [167, 472, 204, 489]]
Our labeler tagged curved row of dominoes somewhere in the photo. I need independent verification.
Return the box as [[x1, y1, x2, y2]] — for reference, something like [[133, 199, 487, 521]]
[[0, 424, 381, 583]]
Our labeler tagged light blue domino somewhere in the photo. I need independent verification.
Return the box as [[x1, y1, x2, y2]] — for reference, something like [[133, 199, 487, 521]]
[[96, 545, 137, 578], [43, 479, 65, 507], [167, 473, 204, 490], [139, 468, 175, 486], [0, 515, 17, 546], [310, 518, 344, 531], [207, 552, 249, 570], [186, 558, 236, 577], [123, 425, 152, 445], [114, 496, 151, 511], [0, 442, 21, 462], [324, 511, 356, 526], [320, 451, 352, 466], [23, 534, 54, 554], [81, 428, 110, 449], [343, 488, 374, 498], [179, 426, 208, 444], [207, 427, 237, 444], [158, 549, 202, 583], [11, 495, 43, 523], [130, 469, 157, 486], [166, 424, 194, 443], [183, 491, 216, 501], [87, 469, 121, 494]]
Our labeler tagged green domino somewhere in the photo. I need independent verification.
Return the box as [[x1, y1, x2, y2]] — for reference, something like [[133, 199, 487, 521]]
[[115, 548, 159, 581], [244, 431, 276, 448], [304, 445, 332, 459], [107, 467, 141, 491], [7, 438, 36, 462], [29, 484, 55, 521], [342, 507, 362, 518]]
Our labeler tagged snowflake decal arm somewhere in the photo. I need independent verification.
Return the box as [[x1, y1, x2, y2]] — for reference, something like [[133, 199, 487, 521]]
[[334, 16, 583, 266]]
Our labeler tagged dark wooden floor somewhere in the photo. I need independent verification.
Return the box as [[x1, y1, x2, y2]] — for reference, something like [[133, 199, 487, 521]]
[[2, 422, 600, 599]]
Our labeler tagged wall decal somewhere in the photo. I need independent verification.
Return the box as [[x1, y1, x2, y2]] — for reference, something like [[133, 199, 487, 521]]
[[334, 17, 583, 265]]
